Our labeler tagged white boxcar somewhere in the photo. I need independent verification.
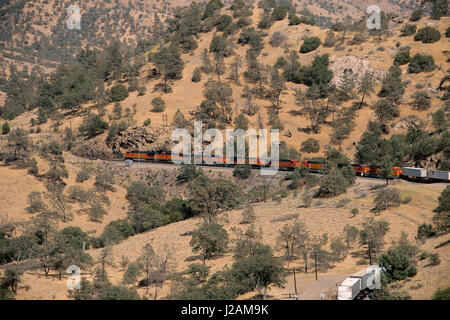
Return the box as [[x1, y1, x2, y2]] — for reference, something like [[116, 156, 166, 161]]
[[401, 167, 427, 178], [427, 170, 450, 181], [350, 266, 381, 291], [337, 278, 361, 300]]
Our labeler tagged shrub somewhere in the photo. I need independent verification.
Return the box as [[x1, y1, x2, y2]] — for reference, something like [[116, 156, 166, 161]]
[[414, 27, 441, 43], [233, 164, 251, 179], [76, 169, 91, 183], [374, 188, 401, 211], [241, 206, 256, 224], [428, 253, 441, 266], [110, 84, 129, 102], [300, 37, 320, 53], [272, 7, 288, 21], [78, 114, 108, 138], [151, 97, 165, 112], [177, 164, 204, 183], [379, 246, 417, 283], [394, 50, 410, 66], [416, 224, 436, 242], [288, 13, 301, 25], [269, 31, 287, 47], [68, 186, 90, 203], [319, 169, 353, 197], [411, 91, 431, 110], [94, 172, 116, 192], [410, 9, 423, 22], [400, 24, 416, 37], [301, 138, 320, 153], [408, 54, 435, 73], [2, 122, 10, 135], [446, 27, 450, 38], [192, 68, 202, 83], [331, 22, 345, 31], [432, 287, 450, 300], [99, 285, 140, 300]]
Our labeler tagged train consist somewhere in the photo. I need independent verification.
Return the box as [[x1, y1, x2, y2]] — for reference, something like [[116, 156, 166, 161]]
[[124, 150, 450, 182]]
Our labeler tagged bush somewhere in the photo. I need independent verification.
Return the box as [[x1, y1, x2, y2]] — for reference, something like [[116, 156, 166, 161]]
[[416, 224, 436, 243], [269, 31, 287, 47], [99, 285, 140, 300], [110, 84, 129, 102], [288, 13, 301, 25], [408, 54, 435, 73], [394, 49, 410, 66], [374, 188, 401, 211], [192, 68, 202, 83], [151, 97, 166, 112], [414, 27, 441, 43], [411, 91, 431, 110], [379, 247, 417, 283], [446, 27, 450, 38], [2, 122, 10, 135], [300, 37, 320, 53], [410, 9, 423, 22], [233, 164, 251, 179], [400, 24, 416, 37], [76, 169, 91, 183], [241, 206, 256, 224], [272, 7, 288, 21], [432, 287, 450, 300], [78, 114, 108, 138], [319, 170, 350, 197], [301, 138, 320, 153], [94, 172, 116, 192], [331, 22, 345, 31], [428, 253, 441, 266]]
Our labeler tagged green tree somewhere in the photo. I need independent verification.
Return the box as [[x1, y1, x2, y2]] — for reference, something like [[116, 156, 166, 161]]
[[190, 223, 229, 263], [357, 71, 376, 109], [359, 218, 390, 262], [301, 138, 320, 153], [78, 114, 108, 138], [230, 245, 285, 299], [151, 45, 184, 93], [379, 246, 417, 283]]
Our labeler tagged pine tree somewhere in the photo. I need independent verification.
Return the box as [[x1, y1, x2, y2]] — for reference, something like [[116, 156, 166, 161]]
[[358, 71, 376, 109]]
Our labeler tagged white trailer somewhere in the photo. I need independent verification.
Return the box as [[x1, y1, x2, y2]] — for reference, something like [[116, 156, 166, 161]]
[[427, 170, 450, 182], [337, 278, 361, 300], [337, 265, 382, 300], [401, 167, 427, 178]]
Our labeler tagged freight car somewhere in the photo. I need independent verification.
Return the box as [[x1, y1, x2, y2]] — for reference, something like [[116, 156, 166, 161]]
[[337, 265, 382, 300], [401, 167, 450, 182]]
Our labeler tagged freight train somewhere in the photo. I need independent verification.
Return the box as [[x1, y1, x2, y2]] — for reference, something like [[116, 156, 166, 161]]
[[124, 150, 450, 182]]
